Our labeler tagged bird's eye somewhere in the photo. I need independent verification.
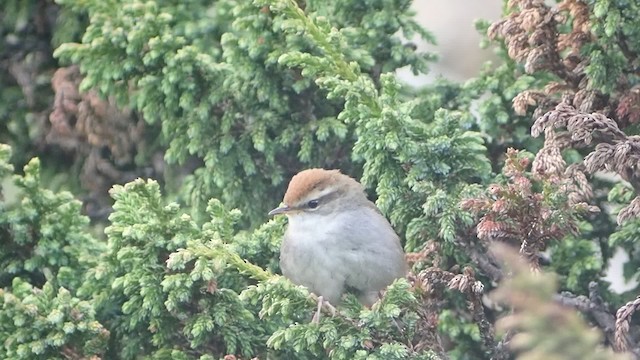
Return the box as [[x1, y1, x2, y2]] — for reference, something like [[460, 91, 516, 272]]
[[307, 199, 319, 209]]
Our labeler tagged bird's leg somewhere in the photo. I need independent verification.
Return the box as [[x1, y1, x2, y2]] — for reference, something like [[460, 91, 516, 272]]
[[312, 296, 324, 323], [311, 296, 337, 323]]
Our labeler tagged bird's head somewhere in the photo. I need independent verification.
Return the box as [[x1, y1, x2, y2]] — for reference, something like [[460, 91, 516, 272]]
[[268, 168, 367, 218]]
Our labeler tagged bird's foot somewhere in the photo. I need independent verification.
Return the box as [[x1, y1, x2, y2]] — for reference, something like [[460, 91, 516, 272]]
[[311, 296, 337, 323]]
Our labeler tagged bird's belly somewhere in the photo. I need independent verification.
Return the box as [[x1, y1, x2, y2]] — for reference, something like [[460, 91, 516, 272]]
[[279, 234, 346, 304], [278, 210, 407, 305]]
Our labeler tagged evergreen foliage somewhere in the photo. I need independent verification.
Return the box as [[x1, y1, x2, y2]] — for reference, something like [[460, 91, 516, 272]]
[[54, 0, 434, 224], [3, 0, 640, 359], [0, 145, 102, 291], [0, 278, 109, 360]]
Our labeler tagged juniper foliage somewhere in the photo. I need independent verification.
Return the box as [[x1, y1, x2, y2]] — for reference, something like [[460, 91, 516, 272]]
[[0, 145, 102, 291], [0, 278, 109, 360], [54, 0, 434, 224], [4, 0, 640, 359]]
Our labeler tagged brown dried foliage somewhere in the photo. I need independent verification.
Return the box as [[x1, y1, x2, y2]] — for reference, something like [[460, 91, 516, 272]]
[[488, 0, 585, 83], [411, 264, 501, 358], [480, 1, 640, 355], [532, 101, 640, 224], [405, 240, 441, 268], [48, 66, 160, 219], [489, 0, 596, 97], [616, 87, 640, 127], [462, 148, 598, 269], [615, 296, 640, 353], [489, 0, 640, 224]]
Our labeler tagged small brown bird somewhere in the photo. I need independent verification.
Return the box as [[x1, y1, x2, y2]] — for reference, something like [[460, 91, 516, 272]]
[[269, 169, 407, 317]]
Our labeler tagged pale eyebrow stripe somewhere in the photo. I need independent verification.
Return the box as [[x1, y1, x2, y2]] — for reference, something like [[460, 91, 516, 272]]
[[296, 187, 338, 209], [313, 186, 336, 199]]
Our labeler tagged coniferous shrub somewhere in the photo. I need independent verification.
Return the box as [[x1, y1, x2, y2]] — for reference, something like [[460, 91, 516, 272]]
[[3, 0, 640, 359]]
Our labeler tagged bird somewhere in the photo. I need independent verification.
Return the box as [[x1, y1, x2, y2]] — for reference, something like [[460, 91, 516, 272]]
[[268, 168, 408, 320]]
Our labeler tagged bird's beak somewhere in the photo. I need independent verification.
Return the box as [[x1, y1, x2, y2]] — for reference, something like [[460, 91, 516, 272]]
[[268, 205, 291, 216]]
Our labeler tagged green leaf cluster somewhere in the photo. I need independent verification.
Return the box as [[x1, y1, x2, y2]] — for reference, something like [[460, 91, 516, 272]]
[[0, 146, 103, 291], [0, 144, 107, 359], [0, 278, 108, 360], [54, 0, 434, 224], [5, 0, 640, 358]]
